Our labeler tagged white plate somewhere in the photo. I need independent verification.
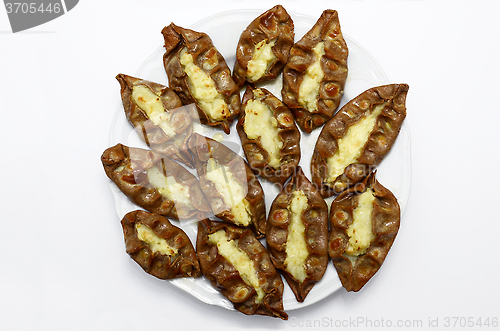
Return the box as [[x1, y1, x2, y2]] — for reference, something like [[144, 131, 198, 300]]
[[109, 9, 411, 313]]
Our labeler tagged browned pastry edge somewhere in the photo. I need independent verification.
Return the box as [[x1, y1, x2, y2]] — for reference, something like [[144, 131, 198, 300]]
[[186, 133, 267, 238], [121, 210, 201, 279], [266, 167, 329, 302], [116, 73, 196, 168], [162, 23, 240, 134], [233, 5, 294, 87], [101, 143, 212, 221], [328, 171, 400, 292], [311, 83, 409, 198], [196, 219, 288, 320], [282, 9, 349, 133], [237, 84, 301, 187]]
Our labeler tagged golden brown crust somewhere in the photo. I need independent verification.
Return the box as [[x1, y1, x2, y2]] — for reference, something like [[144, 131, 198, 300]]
[[196, 219, 288, 320], [162, 23, 240, 134], [282, 9, 348, 133], [328, 171, 400, 292], [121, 210, 201, 279], [233, 5, 294, 87], [116, 73, 195, 168], [266, 167, 329, 302], [237, 85, 301, 187], [101, 143, 212, 221], [186, 133, 267, 238], [311, 83, 409, 198]]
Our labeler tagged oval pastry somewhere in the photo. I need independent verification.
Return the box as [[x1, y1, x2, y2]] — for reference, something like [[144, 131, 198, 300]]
[[328, 171, 400, 292], [162, 23, 240, 134], [266, 167, 329, 302], [311, 83, 409, 198], [116, 73, 196, 168], [237, 85, 301, 186], [187, 133, 267, 238], [101, 143, 212, 221], [197, 219, 288, 320], [121, 210, 201, 279], [282, 9, 348, 133], [233, 5, 294, 87]]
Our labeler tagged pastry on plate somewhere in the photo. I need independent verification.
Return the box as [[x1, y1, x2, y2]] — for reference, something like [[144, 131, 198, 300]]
[[282, 10, 348, 133], [121, 210, 201, 279], [233, 5, 294, 87], [311, 83, 409, 197], [266, 167, 329, 302], [116, 73, 196, 168], [187, 133, 267, 238], [328, 171, 400, 292], [197, 219, 288, 319], [101, 143, 211, 221], [237, 85, 301, 186], [162, 23, 240, 134]]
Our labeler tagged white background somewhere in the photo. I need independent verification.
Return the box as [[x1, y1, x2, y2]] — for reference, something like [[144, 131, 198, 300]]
[[1, 1, 499, 330]]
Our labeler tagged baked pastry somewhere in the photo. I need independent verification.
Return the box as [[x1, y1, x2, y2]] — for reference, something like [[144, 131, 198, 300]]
[[101, 143, 211, 221], [121, 210, 201, 279], [237, 85, 301, 186], [266, 166, 329, 302], [311, 83, 408, 197], [116, 73, 195, 168], [328, 171, 400, 292], [162, 23, 240, 134], [187, 133, 267, 238], [282, 10, 348, 133], [197, 219, 288, 319], [232, 5, 294, 87]]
